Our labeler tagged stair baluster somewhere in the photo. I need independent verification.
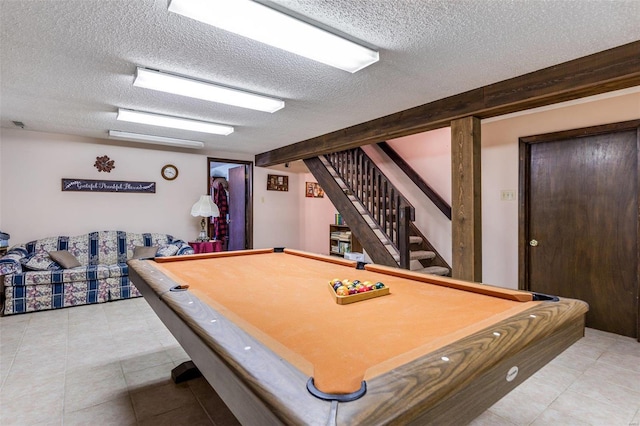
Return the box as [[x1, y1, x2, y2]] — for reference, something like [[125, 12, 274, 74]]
[[324, 148, 414, 269]]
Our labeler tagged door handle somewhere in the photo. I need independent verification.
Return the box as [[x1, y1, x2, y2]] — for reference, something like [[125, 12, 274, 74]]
[[529, 239, 539, 247]]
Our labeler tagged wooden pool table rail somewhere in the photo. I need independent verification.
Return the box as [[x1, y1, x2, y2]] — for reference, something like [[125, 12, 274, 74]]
[[128, 253, 588, 425], [337, 298, 586, 424], [154, 247, 359, 268], [129, 257, 325, 425], [365, 263, 533, 302]]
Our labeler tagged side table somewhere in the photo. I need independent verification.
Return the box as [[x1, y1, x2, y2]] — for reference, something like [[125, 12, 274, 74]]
[[188, 241, 223, 254]]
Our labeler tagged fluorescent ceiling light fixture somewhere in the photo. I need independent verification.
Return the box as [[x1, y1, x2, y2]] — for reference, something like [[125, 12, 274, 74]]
[[109, 130, 205, 149], [134, 68, 285, 113], [168, 0, 379, 73], [116, 108, 234, 135]]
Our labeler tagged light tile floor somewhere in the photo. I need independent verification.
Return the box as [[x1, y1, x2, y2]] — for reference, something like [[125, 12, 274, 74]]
[[1, 298, 639, 426]]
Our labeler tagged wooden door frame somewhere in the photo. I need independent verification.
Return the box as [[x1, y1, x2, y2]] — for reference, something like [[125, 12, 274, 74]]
[[518, 119, 640, 337], [207, 157, 254, 250]]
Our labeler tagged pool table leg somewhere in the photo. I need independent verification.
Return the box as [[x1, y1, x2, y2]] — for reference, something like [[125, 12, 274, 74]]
[[131, 272, 288, 425], [171, 360, 202, 384]]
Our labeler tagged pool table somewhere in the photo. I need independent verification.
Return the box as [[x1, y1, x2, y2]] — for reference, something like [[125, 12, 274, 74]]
[[128, 248, 588, 426]]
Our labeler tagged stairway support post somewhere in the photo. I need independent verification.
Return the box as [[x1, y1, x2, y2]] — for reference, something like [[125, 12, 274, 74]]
[[451, 116, 482, 282], [398, 205, 412, 269]]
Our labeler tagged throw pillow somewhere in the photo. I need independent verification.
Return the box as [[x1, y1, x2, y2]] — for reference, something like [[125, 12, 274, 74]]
[[156, 244, 179, 257], [21, 253, 62, 271], [132, 245, 158, 259], [48, 250, 82, 269], [0, 257, 22, 275]]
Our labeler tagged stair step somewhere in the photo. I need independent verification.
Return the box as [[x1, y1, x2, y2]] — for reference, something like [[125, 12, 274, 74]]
[[410, 250, 435, 261], [412, 266, 450, 276], [409, 236, 422, 245]]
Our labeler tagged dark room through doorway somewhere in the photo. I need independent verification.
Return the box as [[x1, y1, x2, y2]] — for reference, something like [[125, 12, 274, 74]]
[[207, 158, 253, 251]]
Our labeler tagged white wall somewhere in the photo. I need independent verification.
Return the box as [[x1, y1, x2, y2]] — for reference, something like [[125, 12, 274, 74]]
[[0, 128, 307, 251], [298, 173, 337, 255], [364, 128, 453, 265], [238, 168, 337, 253], [387, 127, 452, 204], [0, 129, 208, 243], [252, 167, 303, 250]]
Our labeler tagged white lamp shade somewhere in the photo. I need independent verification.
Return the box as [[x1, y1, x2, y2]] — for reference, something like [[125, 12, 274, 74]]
[[191, 195, 220, 217]]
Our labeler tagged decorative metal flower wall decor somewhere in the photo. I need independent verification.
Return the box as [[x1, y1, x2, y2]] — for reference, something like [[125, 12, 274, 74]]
[[94, 155, 115, 173]]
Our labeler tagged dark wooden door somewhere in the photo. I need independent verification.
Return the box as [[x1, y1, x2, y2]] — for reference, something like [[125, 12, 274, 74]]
[[524, 124, 639, 338], [227, 165, 246, 251]]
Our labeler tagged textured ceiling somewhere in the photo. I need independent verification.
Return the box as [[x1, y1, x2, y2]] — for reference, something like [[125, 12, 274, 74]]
[[1, 0, 639, 157]]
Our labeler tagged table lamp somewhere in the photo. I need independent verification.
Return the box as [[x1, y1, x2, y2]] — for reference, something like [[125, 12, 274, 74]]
[[190, 195, 220, 242]]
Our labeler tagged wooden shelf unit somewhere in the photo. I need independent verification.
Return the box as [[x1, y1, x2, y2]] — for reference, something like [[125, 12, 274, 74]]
[[329, 224, 362, 257]]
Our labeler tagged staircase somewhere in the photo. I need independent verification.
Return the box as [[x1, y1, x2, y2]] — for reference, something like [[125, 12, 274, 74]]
[[409, 233, 449, 276], [305, 149, 450, 276]]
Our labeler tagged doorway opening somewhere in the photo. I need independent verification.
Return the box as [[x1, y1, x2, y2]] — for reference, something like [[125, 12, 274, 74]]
[[207, 158, 253, 251]]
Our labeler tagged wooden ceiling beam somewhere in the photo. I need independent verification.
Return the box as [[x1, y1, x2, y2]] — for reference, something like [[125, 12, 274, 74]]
[[255, 40, 640, 167]]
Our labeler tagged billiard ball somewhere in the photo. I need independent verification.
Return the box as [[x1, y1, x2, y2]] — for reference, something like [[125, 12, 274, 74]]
[[336, 286, 349, 296]]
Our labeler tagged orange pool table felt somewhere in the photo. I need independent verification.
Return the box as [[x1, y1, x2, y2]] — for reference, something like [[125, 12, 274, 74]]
[[154, 249, 538, 394]]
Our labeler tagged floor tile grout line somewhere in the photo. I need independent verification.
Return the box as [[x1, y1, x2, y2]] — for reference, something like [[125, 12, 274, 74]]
[[113, 306, 140, 426], [485, 409, 518, 425], [558, 385, 640, 424], [591, 354, 640, 375], [62, 305, 128, 423], [61, 312, 69, 424], [190, 381, 216, 426], [0, 314, 30, 390], [525, 371, 586, 426], [563, 360, 640, 404]]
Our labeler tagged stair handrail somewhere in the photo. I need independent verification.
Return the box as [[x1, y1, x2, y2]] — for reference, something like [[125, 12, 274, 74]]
[[305, 157, 400, 267], [377, 141, 452, 220], [325, 148, 414, 269]]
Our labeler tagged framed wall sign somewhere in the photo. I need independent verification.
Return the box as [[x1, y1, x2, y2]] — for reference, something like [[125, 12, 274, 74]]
[[267, 174, 288, 191], [62, 178, 156, 193]]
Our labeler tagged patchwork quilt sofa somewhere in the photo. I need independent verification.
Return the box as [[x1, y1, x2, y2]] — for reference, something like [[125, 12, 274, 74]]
[[0, 231, 194, 315]]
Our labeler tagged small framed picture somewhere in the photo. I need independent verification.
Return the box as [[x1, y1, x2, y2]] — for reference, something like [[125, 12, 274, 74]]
[[267, 174, 288, 191], [305, 182, 324, 198]]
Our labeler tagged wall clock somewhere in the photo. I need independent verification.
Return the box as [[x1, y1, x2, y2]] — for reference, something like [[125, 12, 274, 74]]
[[161, 164, 178, 181]]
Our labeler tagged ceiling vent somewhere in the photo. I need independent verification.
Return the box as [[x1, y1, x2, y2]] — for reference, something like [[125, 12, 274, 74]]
[[12, 121, 25, 129]]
